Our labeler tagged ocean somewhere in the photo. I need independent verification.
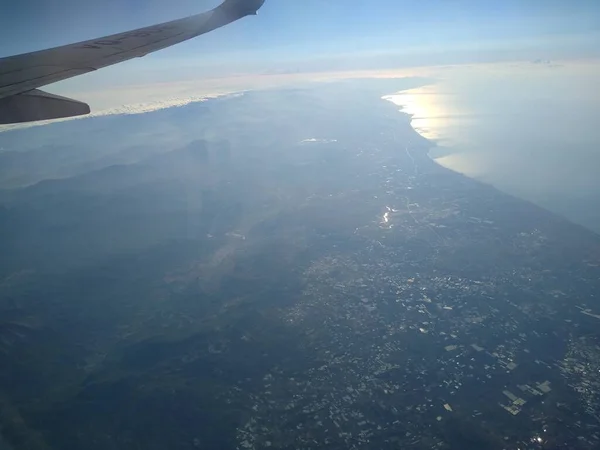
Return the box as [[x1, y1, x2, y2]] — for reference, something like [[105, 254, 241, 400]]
[[385, 61, 600, 233]]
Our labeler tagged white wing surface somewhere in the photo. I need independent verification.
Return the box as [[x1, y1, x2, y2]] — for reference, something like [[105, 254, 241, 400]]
[[0, 0, 265, 124]]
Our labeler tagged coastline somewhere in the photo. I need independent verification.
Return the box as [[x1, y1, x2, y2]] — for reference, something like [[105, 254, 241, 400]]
[[383, 83, 600, 236]]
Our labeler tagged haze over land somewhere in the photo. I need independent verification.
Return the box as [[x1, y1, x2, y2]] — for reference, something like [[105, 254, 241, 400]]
[[3, 60, 600, 234], [0, 79, 600, 449]]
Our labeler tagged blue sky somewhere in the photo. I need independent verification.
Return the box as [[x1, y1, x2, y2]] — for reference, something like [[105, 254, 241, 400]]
[[3, 0, 599, 57], [1, 0, 599, 95]]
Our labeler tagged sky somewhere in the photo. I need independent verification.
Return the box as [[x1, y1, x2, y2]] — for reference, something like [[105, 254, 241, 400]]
[[1, 0, 599, 80], [0, 0, 599, 117]]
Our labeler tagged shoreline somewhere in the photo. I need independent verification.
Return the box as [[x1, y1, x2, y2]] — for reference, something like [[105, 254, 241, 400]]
[[1, 76, 598, 236], [382, 86, 600, 236]]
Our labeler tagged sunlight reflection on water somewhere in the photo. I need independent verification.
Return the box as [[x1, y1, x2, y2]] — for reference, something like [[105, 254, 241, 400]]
[[383, 85, 485, 176], [382, 63, 600, 232], [383, 86, 460, 144]]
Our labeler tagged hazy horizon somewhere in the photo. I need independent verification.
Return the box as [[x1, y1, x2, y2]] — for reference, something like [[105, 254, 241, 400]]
[[2, 0, 599, 103], [2, 57, 600, 234]]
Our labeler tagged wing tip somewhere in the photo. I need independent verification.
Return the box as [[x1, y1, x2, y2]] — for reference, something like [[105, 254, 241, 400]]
[[219, 0, 266, 16]]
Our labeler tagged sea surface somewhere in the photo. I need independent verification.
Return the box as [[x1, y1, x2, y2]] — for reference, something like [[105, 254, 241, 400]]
[[385, 61, 600, 233]]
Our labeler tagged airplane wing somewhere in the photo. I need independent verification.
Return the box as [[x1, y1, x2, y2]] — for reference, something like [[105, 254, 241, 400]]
[[0, 0, 265, 124]]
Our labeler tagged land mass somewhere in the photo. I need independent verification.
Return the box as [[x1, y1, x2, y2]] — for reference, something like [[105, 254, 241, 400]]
[[0, 79, 599, 449]]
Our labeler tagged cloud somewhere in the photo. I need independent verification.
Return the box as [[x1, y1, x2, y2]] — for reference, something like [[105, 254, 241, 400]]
[[90, 94, 232, 117], [1, 68, 430, 133]]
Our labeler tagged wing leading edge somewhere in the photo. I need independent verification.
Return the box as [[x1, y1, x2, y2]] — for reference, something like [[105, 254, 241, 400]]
[[0, 0, 265, 124]]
